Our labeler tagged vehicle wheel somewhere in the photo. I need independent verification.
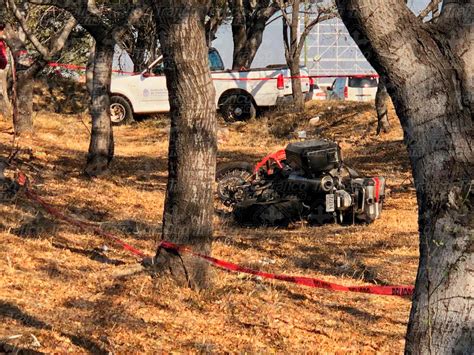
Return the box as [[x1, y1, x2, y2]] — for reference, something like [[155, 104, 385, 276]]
[[216, 162, 253, 206], [219, 94, 256, 122], [110, 96, 135, 125]]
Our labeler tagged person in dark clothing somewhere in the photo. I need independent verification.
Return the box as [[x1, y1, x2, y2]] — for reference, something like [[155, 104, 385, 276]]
[[0, 24, 7, 70]]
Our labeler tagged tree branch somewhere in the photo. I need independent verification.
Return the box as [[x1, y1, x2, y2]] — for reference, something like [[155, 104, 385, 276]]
[[277, 1, 292, 26], [7, 0, 49, 58], [282, 16, 290, 63], [418, 0, 442, 19], [28, 0, 87, 16], [254, 0, 280, 21], [296, 12, 337, 60], [48, 16, 77, 57], [8, 0, 77, 60]]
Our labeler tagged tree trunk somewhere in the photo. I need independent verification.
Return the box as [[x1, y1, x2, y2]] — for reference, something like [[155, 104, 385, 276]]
[[286, 0, 305, 112], [4, 24, 34, 135], [86, 41, 95, 98], [14, 69, 34, 135], [375, 76, 390, 134], [0, 68, 11, 119], [335, 1, 473, 353], [230, 1, 278, 70], [153, 2, 217, 289], [231, 20, 267, 70], [289, 60, 304, 111], [84, 40, 115, 177], [231, 0, 250, 70]]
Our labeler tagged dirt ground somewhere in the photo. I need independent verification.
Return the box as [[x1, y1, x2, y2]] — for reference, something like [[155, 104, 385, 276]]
[[0, 101, 419, 353]]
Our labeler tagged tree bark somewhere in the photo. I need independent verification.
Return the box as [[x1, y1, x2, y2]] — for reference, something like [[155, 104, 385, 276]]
[[0, 68, 11, 119], [230, 0, 278, 70], [3, 5, 76, 135], [282, 0, 305, 111], [289, 0, 304, 110], [84, 40, 115, 177], [153, 1, 217, 289], [14, 69, 34, 134], [289, 60, 304, 111], [84, 40, 114, 176], [86, 41, 95, 98], [335, 1, 473, 353], [128, 14, 157, 72], [375, 76, 390, 134], [3, 24, 35, 135], [231, 17, 267, 69]]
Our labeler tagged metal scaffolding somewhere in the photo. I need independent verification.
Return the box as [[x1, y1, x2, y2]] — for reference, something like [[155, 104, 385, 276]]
[[301, 17, 376, 78]]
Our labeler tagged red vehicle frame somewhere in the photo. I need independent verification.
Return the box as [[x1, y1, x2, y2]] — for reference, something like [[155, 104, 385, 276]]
[[253, 149, 286, 176]]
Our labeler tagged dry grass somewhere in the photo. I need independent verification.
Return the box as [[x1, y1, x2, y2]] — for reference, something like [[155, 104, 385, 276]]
[[0, 100, 418, 353]]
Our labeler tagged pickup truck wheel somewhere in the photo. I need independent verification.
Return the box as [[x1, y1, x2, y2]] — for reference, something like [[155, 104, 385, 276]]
[[220, 94, 256, 122], [110, 96, 134, 125]]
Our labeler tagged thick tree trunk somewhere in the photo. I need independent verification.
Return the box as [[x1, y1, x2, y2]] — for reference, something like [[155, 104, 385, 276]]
[[231, 21, 267, 70], [336, 1, 473, 353], [230, 1, 278, 70], [375, 76, 390, 134], [84, 40, 115, 177], [232, 32, 264, 70], [232, 0, 259, 70], [153, 2, 217, 289]]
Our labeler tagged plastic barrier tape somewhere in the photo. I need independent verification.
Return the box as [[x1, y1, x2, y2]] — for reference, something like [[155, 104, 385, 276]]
[[16, 172, 413, 297], [158, 241, 414, 297]]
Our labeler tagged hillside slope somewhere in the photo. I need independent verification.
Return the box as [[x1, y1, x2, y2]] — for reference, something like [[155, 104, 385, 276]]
[[0, 101, 418, 353]]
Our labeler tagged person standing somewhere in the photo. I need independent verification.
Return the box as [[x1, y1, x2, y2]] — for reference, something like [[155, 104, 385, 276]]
[[0, 24, 7, 70], [0, 23, 11, 118]]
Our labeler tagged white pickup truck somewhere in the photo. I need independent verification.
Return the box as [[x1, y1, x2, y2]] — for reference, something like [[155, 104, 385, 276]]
[[110, 48, 312, 124]]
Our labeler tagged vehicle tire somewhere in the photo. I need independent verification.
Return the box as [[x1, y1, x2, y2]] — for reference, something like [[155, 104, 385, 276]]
[[216, 161, 253, 180], [219, 93, 257, 122], [216, 162, 254, 206], [110, 96, 135, 125]]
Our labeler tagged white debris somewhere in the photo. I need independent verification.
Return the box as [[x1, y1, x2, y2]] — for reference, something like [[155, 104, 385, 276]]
[[30, 334, 41, 348], [309, 116, 320, 126], [298, 131, 307, 139]]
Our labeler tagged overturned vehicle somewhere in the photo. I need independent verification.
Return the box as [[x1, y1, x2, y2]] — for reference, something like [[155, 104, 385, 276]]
[[216, 139, 386, 227]]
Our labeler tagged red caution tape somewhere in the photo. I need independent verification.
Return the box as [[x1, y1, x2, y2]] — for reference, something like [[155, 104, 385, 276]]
[[158, 241, 414, 297], [48, 62, 139, 76], [16, 172, 413, 297], [16, 172, 148, 258], [45, 59, 379, 80]]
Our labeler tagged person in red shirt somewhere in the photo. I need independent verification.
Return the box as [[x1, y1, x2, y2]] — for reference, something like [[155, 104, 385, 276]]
[[0, 24, 8, 70]]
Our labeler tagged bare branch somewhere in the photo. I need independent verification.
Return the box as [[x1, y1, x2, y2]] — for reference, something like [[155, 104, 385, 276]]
[[254, 0, 280, 20], [48, 16, 78, 57], [277, 0, 292, 26], [418, 0, 442, 20], [7, 0, 78, 60], [87, 0, 102, 17], [296, 12, 337, 58], [7, 0, 49, 58]]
